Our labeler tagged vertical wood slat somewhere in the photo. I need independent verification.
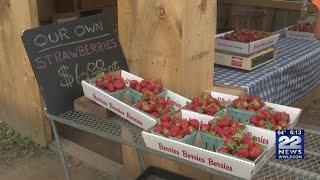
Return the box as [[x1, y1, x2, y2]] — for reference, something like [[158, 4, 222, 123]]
[[0, 0, 52, 145], [118, 0, 216, 179]]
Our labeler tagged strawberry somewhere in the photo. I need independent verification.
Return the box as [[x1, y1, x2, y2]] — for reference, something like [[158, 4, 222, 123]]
[[221, 28, 272, 43], [240, 134, 251, 143], [180, 128, 191, 136], [114, 79, 125, 89], [233, 95, 264, 111], [185, 93, 226, 116], [247, 140, 255, 151], [151, 111, 160, 118], [161, 122, 171, 129], [201, 124, 210, 132], [235, 148, 249, 159], [155, 125, 162, 133], [189, 119, 200, 129], [141, 88, 148, 93], [251, 108, 290, 131], [103, 74, 112, 81], [146, 83, 155, 91], [96, 80, 104, 88], [169, 126, 180, 137], [158, 97, 166, 105], [135, 101, 143, 109], [155, 115, 200, 139], [278, 120, 288, 129], [130, 80, 139, 88], [161, 115, 171, 122], [135, 84, 141, 92], [180, 121, 189, 130], [218, 147, 229, 153], [153, 88, 160, 95], [107, 83, 115, 92], [249, 146, 261, 160]]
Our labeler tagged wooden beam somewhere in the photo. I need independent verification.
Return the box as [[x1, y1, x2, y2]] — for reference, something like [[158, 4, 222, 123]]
[[118, 0, 215, 98], [221, 0, 316, 12], [0, 0, 52, 145], [118, 0, 216, 178]]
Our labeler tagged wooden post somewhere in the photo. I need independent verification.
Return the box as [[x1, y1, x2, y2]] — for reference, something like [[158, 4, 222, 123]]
[[118, 0, 215, 98], [118, 0, 216, 179], [0, 0, 52, 145]]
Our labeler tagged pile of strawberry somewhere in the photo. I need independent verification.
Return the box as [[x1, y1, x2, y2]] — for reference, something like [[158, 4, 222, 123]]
[[135, 93, 175, 118], [185, 93, 226, 116], [250, 108, 290, 130], [201, 115, 245, 138], [154, 115, 200, 139], [290, 22, 314, 33], [95, 72, 125, 92], [218, 132, 263, 161], [221, 28, 272, 43], [130, 79, 164, 95], [232, 96, 265, 112]]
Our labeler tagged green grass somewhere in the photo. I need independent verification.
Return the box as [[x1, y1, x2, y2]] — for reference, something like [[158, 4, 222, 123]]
[[0, 122, 48, 165]]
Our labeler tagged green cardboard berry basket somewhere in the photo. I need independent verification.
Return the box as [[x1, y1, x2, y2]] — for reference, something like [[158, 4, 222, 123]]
[[199, 131, 224, 151], [199, 109, 248, 151], [108, 87, 128, 101], [129, 88, 167, 105], [224, 107, 255, 125], [151, 129, 198, 145], [226, 106, 267, 125], [216, 144, 268, 164]]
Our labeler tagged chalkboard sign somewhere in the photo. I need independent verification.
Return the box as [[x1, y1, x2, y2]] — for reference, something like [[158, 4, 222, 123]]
[[22, 14, 128, 115]]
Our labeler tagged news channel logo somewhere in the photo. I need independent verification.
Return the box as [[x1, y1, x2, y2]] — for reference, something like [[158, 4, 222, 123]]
[[276, 129, 304, 159]]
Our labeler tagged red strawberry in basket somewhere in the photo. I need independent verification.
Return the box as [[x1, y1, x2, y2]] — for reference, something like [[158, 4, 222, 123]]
[[180, 128, 191, 137], [153, 88, 160, 95], [169, 126, 181, 137], [161, 122, 171, 129], [218, 147, 230, 153], [180, 121, 189, 130], [130, 80, 139, 88], [217, 115, 232, 127], [135, 84, 141, 92], [201, 124, 210, 132], [96, 80, 104, 88], [240, 133, 251, 144], [147, 83, 155, 91], [278, 120, 288, 129], [155, 125, 162, 133], [247, 140, 255, 151], [189, 119, 200, 129], [249, 146, 262, 160], [235, 148, 249, 159], [135, 101, 143, 109], [103, 74, 112, 81], [114, 79, 125, 89], [151, 111, 160, 118], [161, 115, 171, 122], [158, 97, 166, 105], [107, 83, 115, 92]]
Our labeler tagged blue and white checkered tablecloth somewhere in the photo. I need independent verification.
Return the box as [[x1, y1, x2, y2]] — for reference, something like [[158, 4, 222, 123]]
[[214, 37, 320, 105]]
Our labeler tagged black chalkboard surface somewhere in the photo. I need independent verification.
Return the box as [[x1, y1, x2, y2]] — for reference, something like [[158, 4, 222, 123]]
[[22, 14, 128, 115]]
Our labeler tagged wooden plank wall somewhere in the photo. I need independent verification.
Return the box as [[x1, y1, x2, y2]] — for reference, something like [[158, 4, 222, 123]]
[[218, 0, 316, 32], [118, 0, 216, 179], [0, 0, 52, 145]]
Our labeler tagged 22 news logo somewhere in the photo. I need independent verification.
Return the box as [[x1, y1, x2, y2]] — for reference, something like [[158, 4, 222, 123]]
[[276, 130, 304, 160]]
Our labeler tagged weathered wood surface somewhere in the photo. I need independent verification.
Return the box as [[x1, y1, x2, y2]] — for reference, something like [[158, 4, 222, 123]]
[[0, 0, 52, 146]]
